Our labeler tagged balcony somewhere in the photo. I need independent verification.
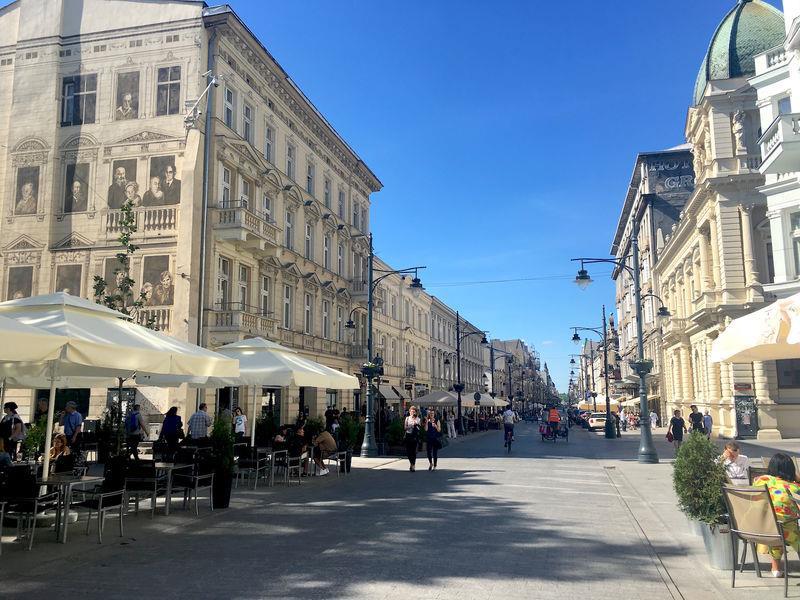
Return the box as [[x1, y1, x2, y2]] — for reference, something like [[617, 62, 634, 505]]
[[405, 364, 417, 378], [212, 200, 280, 254], [661, 317, 687, 343], [207, 302, 278, 340], [104, 206, 179, 241], [760, 113, 800, 175], [276, 328, 349, 358], [350, 279, 368, 300], [138, 307, 172, 332]]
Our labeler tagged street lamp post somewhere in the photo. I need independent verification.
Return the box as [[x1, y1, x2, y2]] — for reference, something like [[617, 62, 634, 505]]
[[572, 218, 669, 463], [347, 233, 425, 457], [571, 305, 614, 439], [453, 312, 488, 434]]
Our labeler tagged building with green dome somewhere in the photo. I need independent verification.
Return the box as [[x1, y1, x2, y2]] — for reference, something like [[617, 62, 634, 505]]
[[653, 0, 791, 440]]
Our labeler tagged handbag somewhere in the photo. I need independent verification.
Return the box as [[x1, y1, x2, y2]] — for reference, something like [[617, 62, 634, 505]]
[[666, 431, 674, 443]]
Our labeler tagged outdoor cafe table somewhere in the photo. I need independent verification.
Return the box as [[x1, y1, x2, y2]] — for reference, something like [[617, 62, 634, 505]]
[[153, 462, 192, 516], [37, 473, 104, 544]]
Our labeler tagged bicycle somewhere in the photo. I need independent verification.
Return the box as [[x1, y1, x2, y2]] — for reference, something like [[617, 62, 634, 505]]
[[505, 428, 513, 453]]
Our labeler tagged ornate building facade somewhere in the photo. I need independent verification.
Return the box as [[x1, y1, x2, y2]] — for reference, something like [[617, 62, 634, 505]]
[[656, 0, 786, 439]]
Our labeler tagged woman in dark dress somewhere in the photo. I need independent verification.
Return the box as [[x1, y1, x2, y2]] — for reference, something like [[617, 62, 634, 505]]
[[424, 408, 442, 470]]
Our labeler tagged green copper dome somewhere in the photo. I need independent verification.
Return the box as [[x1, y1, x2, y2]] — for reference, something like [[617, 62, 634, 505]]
[[693, 0, 785, 105]]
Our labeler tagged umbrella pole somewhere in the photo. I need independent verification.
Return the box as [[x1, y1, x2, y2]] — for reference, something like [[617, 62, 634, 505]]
[[250, 387, 257, 447], [116, 377, 125, 456], [42, 362, 58, 480]]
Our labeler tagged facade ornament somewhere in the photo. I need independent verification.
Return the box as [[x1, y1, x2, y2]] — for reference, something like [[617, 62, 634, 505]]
[[732, 110, 747, 154]]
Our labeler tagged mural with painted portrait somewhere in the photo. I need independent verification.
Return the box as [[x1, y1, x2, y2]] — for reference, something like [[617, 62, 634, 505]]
[[108, 159, 137, 210], [148, 156, 180, 206], [142, 255, 173, 306], [7, 266, 33, 300], [64, 163, 90, 213], [115, 72, 139, 121], [103, 257, 132, 307], [55, 264, 82, 296], [14, 166, 39, 215]]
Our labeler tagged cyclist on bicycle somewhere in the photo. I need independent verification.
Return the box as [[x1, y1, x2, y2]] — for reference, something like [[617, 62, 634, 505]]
[[547, 405, 561, 437], [502, 406, 515, 447]]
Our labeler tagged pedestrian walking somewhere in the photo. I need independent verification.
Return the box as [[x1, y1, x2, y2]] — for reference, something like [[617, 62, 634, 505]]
[[446, 409, 456, 439], [233, 406, 248, 442], [59, 401, 83, 452], [424, 408, 442, 470], [614, 412, 621, 438], [667, 409, 687, 455], [650, 410, 658, 430], [688, 405, 704, 434], [703, 410, 713, 439], [404, 406, 421, 472], [159, 406, 183, 459], [125, 403, 148, 460], [0, 402, 25, 460], [187, 403, 213, 439]]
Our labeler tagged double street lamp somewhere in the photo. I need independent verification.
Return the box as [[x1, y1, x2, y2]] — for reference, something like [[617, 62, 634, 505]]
[[346, 233, 425, 457], [444, 313, 488, 434], [571, 304, 615, 439], [572, 219, 670, 463]]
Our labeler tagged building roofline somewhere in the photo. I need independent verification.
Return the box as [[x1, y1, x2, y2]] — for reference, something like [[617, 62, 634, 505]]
[[204, 4, 382, 192]]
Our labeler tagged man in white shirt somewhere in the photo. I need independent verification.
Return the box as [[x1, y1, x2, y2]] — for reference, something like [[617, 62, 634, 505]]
[[721, 441, 749, 485], [502, 407, 515, 447], [650, 410, 658, 430]]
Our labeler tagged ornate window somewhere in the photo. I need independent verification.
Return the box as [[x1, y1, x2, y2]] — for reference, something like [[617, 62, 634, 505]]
[[156, 66, 181, 116], [61, 74, 97, 126]]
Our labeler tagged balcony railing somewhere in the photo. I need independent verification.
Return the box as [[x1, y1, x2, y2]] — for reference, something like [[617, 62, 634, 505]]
[[213, 200, 280, 249], [138, 307, 172, 332], [207, 302, 277, 338], [105, 206, 179, 239], [276, 328, 349, 357], [760, 113, 800, 175]]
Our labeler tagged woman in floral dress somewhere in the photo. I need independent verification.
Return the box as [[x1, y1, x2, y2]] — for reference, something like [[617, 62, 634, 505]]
[[754, 453, 800, 577]]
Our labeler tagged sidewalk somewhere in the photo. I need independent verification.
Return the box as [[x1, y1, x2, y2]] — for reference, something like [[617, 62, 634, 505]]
[[588, 428, 799, 599], [351, 429, 494, 470]]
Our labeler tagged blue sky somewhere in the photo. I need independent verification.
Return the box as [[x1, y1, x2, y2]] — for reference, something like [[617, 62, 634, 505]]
[[231, 0, 782, 390]]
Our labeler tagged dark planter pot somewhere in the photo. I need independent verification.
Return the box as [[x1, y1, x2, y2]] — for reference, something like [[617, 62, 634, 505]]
[[701, 523, 733, 570], [213, 470, 233, 509]]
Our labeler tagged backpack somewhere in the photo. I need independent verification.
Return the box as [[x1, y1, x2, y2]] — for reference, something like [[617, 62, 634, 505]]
[[126, 412, 140, 434]]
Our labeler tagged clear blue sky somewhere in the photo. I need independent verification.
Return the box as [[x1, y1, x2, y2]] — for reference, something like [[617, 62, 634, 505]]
[[232, 0, 781, 390]]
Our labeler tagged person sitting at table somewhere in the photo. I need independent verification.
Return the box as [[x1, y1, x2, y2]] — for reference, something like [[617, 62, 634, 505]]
[[49, 433, 74, 474], [753, 453, 800, 577], [272, 425, 289, 451], [311, 430, 337, 476], [720, 441, 749, 485]]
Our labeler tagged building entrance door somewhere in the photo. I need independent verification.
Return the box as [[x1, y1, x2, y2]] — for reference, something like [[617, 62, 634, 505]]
[[735, 396, 758, 438]]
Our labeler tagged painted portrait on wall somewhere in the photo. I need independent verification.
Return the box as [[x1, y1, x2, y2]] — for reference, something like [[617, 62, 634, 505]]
[[7, 266, 33, 300], [147, 155, 180, 206], [103, 257, 132, 306], [142, 255, 173, 306], [115, 71, 139, 121], [14, 166, 39, 215], [108, 159, 137, 210], [64, 163, 90, 213], [55, 264, 82, 296]]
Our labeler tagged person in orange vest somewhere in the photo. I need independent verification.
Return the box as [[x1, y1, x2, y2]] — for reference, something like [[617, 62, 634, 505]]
[[547, 406, 561, 437]]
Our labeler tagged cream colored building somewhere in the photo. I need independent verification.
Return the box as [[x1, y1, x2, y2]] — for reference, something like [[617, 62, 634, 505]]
[[0, 0, 380, 426], [611, 147, 695, 421], [656, 0, 788, 439]]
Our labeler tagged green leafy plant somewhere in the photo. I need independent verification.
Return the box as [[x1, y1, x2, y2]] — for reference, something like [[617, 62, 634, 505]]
[[304, 416, 325, 438], [211, 417, 235, 473], [673, 431, 727, 524], [254, 416, 278, 447], [338, 413, 363, 450], [386, 417, 405, 446], [22, 416, 47, 459]]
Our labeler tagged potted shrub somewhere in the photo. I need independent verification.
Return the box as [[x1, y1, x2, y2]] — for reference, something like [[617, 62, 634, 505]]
[[304, 416, 325, 438], [673, 431, 732, 570], [211, 417, 235, 509], [22, 416, 46, 461], [337, 414, 363, 472]]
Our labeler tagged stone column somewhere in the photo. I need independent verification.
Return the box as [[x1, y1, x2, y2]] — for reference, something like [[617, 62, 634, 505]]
[[740, 203, 761, 287], [767, 209, 789, 283], [708, 215, 721, 291], [698, 226, 713, 291], [680, 345, 694, 408], [754, 360, 782, 440]]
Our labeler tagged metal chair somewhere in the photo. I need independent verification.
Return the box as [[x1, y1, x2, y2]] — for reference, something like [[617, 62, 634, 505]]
[[171, 456, 214, 515], [270, 450, 288, 486], [326, 451, 348, 477], [125, 460, 167, 517], [723, 485, 791, 598], [76, 459, 126, 543], [748, 466, 769, 485], [2, 465, 59, 550]]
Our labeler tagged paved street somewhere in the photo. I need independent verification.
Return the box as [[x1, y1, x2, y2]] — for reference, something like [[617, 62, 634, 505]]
[[2, 423, 798, 599]]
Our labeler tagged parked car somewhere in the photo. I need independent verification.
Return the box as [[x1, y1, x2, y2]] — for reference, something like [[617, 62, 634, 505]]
[[588, 412, 607, 431]]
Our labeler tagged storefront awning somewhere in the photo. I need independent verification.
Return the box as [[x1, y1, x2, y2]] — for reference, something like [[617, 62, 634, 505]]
[[376, 384, 402, 401]]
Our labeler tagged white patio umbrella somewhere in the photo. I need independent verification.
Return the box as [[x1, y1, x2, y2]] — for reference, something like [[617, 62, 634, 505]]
[[711, 293, 800, 363], [0, 293, 239, 476], [140, 337, 359, 446], [416, 390, 459, 406], [0, 314, 68, 363]]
